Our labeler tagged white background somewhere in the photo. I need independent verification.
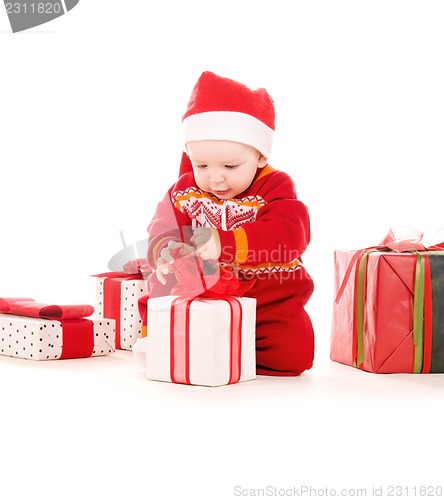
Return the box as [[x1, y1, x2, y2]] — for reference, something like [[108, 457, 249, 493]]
[[1, 2, 444, 499]]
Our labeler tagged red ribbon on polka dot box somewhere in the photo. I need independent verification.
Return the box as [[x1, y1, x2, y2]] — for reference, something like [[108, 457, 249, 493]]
[[94, 272, 146, 351], [0, 298, 115, 360]]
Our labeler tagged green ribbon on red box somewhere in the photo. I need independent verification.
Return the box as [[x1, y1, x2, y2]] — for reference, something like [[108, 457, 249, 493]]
[[335, 228, 444, 373], [414, 253, 444, 373]]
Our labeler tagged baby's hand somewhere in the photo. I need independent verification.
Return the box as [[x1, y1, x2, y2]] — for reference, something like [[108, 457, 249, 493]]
[[191, 227, 221, 261], [155, 240, 194, 285], [155, 257, 171, 285]]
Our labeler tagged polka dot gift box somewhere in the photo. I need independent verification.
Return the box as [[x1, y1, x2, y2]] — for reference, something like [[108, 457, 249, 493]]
[[0, 298, 115, 360], [94, 273, 146, 351]]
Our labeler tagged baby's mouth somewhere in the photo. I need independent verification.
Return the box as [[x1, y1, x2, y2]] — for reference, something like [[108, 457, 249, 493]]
[[213, 189, 229, 197]]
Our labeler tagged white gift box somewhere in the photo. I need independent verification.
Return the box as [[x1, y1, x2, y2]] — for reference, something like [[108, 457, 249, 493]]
[[145, 295, 256, 387], [0, 314, 115, 360], [95, 276, 146, 350]]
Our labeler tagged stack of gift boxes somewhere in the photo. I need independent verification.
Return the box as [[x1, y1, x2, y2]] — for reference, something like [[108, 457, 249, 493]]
[[0, 263, 258, 387], [94, 266, 257, 386], [6, 227, 443, 384], [0, 271, 148, 362]]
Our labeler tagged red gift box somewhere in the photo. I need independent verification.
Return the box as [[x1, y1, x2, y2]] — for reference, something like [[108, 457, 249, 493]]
[[331, 229, 444, 373]]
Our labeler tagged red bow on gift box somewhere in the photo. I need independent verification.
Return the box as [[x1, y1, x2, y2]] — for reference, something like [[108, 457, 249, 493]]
[[0, 298, 94, 319], [169, 249, 255, 299], [0, 298, 97, 359]]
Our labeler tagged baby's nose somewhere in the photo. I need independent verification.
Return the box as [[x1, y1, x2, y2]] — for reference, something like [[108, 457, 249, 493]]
[[209, 169, 225, 184]]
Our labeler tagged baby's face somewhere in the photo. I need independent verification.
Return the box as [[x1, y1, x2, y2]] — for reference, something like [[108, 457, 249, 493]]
[[187, 140, 267, 200]]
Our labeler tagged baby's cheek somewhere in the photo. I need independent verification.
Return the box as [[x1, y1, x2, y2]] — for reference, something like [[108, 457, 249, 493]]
[[194, 176, 207, 191]]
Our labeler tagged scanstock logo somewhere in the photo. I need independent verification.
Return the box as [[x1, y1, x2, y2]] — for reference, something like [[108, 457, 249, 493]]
[[4, 1, 79, 33]]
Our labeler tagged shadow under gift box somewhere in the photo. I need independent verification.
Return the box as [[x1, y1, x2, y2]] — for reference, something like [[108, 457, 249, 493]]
[[331, 250, 444, 373], [145, 295, 257, 387]]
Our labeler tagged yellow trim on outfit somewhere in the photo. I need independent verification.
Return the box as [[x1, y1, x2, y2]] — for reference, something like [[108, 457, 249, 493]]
[[233, 228, 249, 264], [236, 258, 301, 272], [174, 190, 223, 210], [255, 164, 276, 183]]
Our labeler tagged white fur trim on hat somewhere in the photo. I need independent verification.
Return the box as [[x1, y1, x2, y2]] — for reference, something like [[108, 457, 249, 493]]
[[183, 111, 274, 159]]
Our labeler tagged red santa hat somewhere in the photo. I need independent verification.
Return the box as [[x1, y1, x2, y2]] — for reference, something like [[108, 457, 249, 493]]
[[179, 71, 275, 176]]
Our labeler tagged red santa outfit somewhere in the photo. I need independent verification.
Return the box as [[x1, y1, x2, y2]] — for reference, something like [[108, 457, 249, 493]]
[[145, 164, 314, 376], [142, 71, 314, 376]]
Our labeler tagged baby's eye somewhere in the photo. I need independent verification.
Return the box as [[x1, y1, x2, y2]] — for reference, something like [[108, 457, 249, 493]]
[[224, 164, 239, 170], [196, 164, 207, 169]]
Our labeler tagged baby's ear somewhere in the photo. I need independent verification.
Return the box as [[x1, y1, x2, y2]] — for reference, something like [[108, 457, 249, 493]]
[[257, 153, 268, 168]]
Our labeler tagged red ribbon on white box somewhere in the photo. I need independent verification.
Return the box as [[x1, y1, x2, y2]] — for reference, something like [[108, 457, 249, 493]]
[[147, 250, 254, 385], [169, 295, 243, 385], [0, 298, 96, 359], [94, 271, 143, 349]]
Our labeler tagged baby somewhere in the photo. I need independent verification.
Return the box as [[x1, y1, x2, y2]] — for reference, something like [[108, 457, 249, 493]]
[[144, 71, 314, 376]]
